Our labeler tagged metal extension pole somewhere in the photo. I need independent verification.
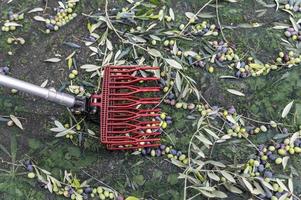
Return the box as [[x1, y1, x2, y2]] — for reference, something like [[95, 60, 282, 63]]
[[0, 74, 76, 108]]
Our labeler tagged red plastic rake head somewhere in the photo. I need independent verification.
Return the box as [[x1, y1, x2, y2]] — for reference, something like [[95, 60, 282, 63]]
[[90, 65, 161, 150]]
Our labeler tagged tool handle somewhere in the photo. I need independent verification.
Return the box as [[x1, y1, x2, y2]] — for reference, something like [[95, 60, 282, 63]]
[[0, 74, 76, 108]]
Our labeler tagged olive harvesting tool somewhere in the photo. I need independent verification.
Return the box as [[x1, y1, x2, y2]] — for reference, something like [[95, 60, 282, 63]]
[[0, 65, 162, 150]]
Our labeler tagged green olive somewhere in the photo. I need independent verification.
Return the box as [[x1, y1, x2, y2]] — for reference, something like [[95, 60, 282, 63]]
[[179, 24, 185, 30], [163, 40, 170, 46], [275, 157, 282, 165], [208, 66, 214, 73], [7, 38, 13, 44], [27, 172, 36, 179]]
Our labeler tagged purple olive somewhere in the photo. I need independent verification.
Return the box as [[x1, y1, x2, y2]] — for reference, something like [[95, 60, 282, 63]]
[[84, 187, 92, 194], [166, 120, 172, 124], [235, 71, 241, 78], [3, 66, 9, 73], [264, 171, 273, 178], [170, 149, 177, 155], [222, 47, 228, 53], [27, 165, 33, 172], [156, 149, 161, 156], [228, 106, 236, 114], [46, 24, 55, 30], [141, 149, 147, 156], [283, 54, 290, 62], [168, 93, 175, 99], [283, 128, 288, 134], [176, 151, 182, 156], [159, 144, 166, 150], [258, 164, 264, 172], [275, 192, 282, 198], [293, 6, 299, 12], [268, 154, 276, 161]]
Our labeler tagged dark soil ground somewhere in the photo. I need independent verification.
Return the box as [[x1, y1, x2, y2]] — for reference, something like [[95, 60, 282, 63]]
[[1, 0, 301, 200]]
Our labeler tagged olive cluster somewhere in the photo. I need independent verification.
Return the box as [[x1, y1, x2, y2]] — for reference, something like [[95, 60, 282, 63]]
[[140, 144, 188, 164], [157, 112, 172, 129], [185, 20, 219, 37], [275, 51, 301, 66], [284, 27, 301, 41], [1, 11, 24, 32], [44, 1, 78, 33], [242, 158, 290, 200], [24, 160, 119, 200], [283, 3, 301, 12], [7, 37, 25, 45], [224, 107, 272, 138]]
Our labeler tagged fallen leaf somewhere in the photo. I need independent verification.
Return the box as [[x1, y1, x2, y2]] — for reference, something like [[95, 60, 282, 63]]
[[44, 58, 61, 63], [33, 16, 46, 22], [227, 89, 245, 97], [165, 58, 182, 69], [10, 115, 23, 130], [281, 100, 294, 118], [28, 7, 44, 13]]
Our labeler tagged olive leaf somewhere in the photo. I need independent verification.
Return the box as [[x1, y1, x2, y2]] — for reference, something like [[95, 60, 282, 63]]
[[40, 80, 48, 88], [282, 156, 289, 169], [212, 190, 227, 198], [276, 179, 288, 192], [226, 115, 237, 124], [185, 12, 195, 19], [44, 58, 61, 63], [165, 58, 183, 69], [281, 100, 294, 118], [169, 8, 175, 20], [175, 72, 182, 92], [33, 16, 46, 22], [205, 160, 226, 168], [220, 171, 236, 183], [241, 177, 253, 193], [28, 7, 44, 13], [106, 39, 113, 51], [204, 128, 219, 139], [4, 22, 22, 27], [224, 183, 243, 194], [279, 193, 288, 200], [290, 16, 299, 31], [207, 172, 220, 181], [196, 133, 212, 146], [288, 175, 293, 193], [10, 115, 24, 130], [147, 48, 162, 57], [227, 89, 245, 97]]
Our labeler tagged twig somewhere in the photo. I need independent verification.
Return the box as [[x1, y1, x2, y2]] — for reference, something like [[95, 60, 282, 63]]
[[179, 0, 214, 36], [215, 0, 228, 43]]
